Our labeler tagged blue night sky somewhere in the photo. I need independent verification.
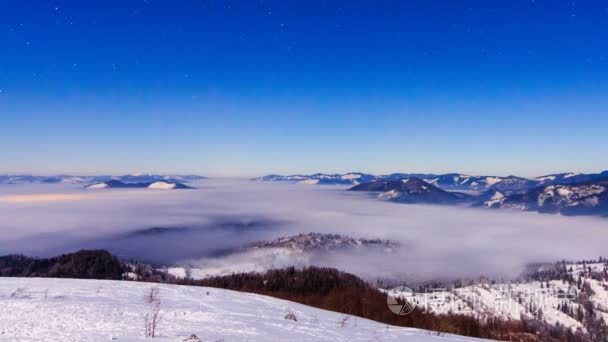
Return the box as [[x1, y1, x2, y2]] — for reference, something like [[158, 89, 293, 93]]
[[1, 1, 607, 177]]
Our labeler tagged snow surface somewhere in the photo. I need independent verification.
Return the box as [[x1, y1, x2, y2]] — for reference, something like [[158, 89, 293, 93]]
[[86, 182, 109, 189], [536, 176, 556, 182], [298, 179, 320, 185], [483, 177, 502, 186], [392, 281, 583, 333], [148, 182, 177, 190], [490, 191, 504, 201], [379, 190, 400, 200], [0, 278, 488, 342]]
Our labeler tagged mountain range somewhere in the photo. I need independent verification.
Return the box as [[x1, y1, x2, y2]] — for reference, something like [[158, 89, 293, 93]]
[[257, 170, 608, 194], [85, 179, 193, 190], [479, 177, 608, 216], [255, 173, 377, 185], [0, 174, 205, 185], [348, 175, 608, 217], [3, 171, 608, 215]]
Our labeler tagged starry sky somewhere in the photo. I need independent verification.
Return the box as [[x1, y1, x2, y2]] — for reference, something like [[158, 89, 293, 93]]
[[1, 1, 607, 177]]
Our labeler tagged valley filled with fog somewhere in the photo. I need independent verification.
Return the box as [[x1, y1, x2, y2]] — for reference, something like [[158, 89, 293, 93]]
[[1, 179, 606, 283]]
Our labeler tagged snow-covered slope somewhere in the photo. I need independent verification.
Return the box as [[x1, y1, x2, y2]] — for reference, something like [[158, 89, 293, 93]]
[[535, 172, 608, 187], [403, 281, 584, 332], [480, 177, 608, 216], [0, 278, 486, 341], [388, 259, 608, 336], [148, 181, 178, 190]]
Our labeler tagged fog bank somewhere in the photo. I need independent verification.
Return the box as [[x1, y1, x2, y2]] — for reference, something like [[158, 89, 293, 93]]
[[1, 179, 606, 281]]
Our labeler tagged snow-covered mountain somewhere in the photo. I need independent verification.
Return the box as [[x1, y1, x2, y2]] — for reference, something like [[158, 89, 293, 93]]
[[256, 171, 608, 195], [419, 174, 492, 191], [256, 173, 449, 187], [480, 177, 608, 216], [350, 178, 473, 205], [110, 174, 206, 184], [0, 174, 205, 185], [0, 277, 486, 341], [419, 174, 537, 194], [257, 170, 608, 216], [346, 175, 608, 216], [168, 233, 400, 279], [0, 174, 89, 184], [86, 180, 194, 190], [254, 173, 377, 185], [254, 172, 540, 193], [248, 232, 399, 252], [535, 172, 608, 187]]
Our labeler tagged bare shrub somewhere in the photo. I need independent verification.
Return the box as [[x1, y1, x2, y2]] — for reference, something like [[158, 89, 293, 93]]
[[143, 288, 162, 338], [10, 287, 30, 299], [340, 315, 350, 328], [144, 301, 162, 338], [284, 312, 297, 321]]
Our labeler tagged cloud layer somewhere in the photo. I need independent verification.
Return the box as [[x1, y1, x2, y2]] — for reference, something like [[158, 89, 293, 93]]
[[1, 179, 607, 282]]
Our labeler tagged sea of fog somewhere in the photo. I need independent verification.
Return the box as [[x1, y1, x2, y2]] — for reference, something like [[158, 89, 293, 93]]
[[1, 178, 607, 282]]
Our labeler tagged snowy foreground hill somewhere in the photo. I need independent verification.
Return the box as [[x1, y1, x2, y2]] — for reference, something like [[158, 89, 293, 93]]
[[0, 278, 487, 342]]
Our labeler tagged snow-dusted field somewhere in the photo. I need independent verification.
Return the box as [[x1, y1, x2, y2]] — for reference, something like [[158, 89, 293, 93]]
[[0, 278, 488, 342]]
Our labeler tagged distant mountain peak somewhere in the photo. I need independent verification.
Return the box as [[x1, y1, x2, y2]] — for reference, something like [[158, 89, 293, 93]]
[[350, 177, 473, 205], [85, 180, 193, 190]]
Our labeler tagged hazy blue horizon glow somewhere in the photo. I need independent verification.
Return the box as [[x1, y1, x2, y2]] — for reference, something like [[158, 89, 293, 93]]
[[1, 1, 607, 177]]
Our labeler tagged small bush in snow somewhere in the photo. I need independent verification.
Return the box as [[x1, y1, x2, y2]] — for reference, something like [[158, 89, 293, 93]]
[[284, 312, 297, 321], [144, 301, 161, 338], [340, 315, 350, 328], [182, 334, 201, 341]]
